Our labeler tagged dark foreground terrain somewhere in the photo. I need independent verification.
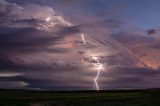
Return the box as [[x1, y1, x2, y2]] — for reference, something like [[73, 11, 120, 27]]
[[0, 89, 160, 106]]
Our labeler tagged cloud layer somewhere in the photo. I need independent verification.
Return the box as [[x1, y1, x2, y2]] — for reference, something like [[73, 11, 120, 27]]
[[0, 0, 160, 90]]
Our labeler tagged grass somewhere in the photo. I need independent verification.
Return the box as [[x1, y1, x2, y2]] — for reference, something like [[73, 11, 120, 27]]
[[0, 89, 160, 106]]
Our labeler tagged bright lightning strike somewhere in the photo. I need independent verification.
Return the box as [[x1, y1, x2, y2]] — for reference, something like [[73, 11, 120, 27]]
[[81, 33, 103, 91], [39, 15, 72, 31], [46, 15, 52, 22], [43, 15, 104, 90], [81, 33, 86, 44], [91, 56, 103, 91]]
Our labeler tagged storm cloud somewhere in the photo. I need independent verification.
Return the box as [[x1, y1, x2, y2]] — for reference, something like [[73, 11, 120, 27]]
[[0, 0, 160, 90]]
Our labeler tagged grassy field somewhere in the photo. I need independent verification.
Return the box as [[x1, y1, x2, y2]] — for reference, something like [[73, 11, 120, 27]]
[[0, 89, 160, 106]]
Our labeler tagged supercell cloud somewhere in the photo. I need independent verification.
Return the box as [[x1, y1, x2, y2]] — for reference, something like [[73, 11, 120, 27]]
[[0, 0, 160, 90]]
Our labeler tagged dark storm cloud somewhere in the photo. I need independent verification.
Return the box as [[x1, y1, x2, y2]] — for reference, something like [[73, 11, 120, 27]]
[[100, 66, 160, 89], [0, 0, 80, 55], [0, 0, 56, 26], [0, 55, 54, 72], [56, 26, 80, 36], [6, 0, 123, 29], [12, 66, 160, 90], [0, 0, 86, 89], [0, 27, 74, 55], [152, 44, 160, 49], [12, 19, 44, 28], [0, 0, 20, 17], [0, 40, 92, 89], [108, 67, 158, 76], [1, 0, 160, 90], [147, 29, 157, 35], [0, 61, 92, 90]]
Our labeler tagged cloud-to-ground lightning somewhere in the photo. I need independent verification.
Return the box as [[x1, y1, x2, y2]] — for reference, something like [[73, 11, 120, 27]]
[[44, 15, 104, 90], [91, 56, 103, 91], [81, 33, 103, 91]]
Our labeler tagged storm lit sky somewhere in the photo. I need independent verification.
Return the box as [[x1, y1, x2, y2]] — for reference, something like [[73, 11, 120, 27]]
[[0, 0, 160, 90]]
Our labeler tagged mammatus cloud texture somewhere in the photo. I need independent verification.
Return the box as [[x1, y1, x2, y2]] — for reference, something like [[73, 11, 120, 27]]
[[0, 0, 160, 90]]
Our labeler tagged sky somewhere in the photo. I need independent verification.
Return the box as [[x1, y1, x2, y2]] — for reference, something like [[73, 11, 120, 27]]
[[0, 0, 160, 90]]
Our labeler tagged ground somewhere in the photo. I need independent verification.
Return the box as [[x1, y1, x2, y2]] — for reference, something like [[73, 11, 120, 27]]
[[0, 89, 160, 106]]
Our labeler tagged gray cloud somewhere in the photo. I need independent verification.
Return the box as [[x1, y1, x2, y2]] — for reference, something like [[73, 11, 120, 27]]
[[0, 0, 83, 89], [100, 66, 160, 89], [147, 29, 157, 35], [0, 0, 159, 90]]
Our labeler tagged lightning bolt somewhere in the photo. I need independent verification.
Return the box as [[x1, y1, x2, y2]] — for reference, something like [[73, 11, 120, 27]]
[[81, 33, 86, 44], [91, 56, 103, 91], [81, 33, 103, 91], [44, 15, 103, 90], [46, 15, 52, 22], [38, 15, 72, 31]]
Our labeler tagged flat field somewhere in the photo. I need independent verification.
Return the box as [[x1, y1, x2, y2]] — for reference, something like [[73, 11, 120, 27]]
[[0, 90, 160, 106]]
